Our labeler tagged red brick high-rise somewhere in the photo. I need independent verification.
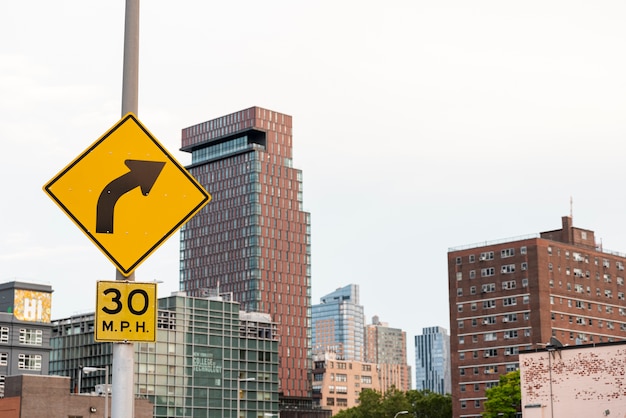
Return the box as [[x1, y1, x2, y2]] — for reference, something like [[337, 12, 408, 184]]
[[449, 216, 626, 418], [180, 107, 311, 401]]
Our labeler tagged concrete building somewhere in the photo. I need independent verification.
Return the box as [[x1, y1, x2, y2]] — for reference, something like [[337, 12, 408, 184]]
[[0, 374, 152, 418], [179, 107, 312, 401], [364, 316, 411, 392], [414, 326, 451, 395], [520, 340, 626, 418], [312, 284, 365, 361], [50, 291, 279, 418], [0, 281, 53, 397], [448, 215, 626, 418], [312, 352, 379, 415]]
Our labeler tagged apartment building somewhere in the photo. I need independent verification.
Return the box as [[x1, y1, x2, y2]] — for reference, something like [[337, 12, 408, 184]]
[[448, 216, 626, 418]]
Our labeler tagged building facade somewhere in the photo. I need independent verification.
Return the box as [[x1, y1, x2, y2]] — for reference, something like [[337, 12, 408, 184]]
[[520, 341, 626, 418], [414, 326, 451, 395], [50, 291, 279, 418], [448, 216, 626, 418], [364, 316, 411, 392], [0, 281, 53, 397], [179, 107, 311, 400], [312, 352, 379, 415], [0, 374, 152, 418], [312, 284, 365, 361]]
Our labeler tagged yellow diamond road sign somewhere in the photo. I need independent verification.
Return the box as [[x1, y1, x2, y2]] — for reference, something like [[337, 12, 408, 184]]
[[44, 113, 211, 276]]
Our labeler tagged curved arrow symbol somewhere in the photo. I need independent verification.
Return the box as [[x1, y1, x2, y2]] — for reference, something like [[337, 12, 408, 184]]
[[96, 160, 166, 234]]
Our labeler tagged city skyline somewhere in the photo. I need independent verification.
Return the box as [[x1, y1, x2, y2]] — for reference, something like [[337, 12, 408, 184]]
[[3, 1, 626, 384]]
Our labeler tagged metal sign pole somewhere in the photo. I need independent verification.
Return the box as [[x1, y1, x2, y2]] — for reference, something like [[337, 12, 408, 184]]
[[112, 1, 139, 417]]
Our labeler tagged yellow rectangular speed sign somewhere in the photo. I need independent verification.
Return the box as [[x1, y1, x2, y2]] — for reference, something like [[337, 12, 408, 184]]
[[95, 281, 157, 342]]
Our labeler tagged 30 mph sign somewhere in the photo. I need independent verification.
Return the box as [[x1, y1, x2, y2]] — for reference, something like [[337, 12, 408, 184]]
[[95, 281, 157, 342]]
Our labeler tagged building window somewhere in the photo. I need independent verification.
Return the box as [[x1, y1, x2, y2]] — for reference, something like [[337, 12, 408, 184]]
[[469, 270, 476, 279], [0, 327, 8, 344], [484, 349, 498, 357], [456, 272, 463, 281], [457, 288, 463, 297], [484, 333, 497, 341], [461, 401, 467, 409], [19, 329, 43, 346], [479, 252, 494, 261], [460, 384, 466, 392], [456, 257, 462, 265], [481, 267, 495, 277], [501, 248, 515, 258], [483, 300, 496, 309], [469, 255, 475, 263], [522, 278, 529, 287], [501, 264, 516, 274], [503, 297, 517, 306], [470, 286, 476, 295], [18, 354, 42, 370], [0, 352, 7, 366], [482, 283, 496, 293], [520, 246, 527, 254]]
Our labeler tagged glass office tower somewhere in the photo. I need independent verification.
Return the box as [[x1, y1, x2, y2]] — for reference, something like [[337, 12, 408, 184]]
[[414, 326, 451, 395], [311, 284, 365, 361], [179, 107, 312, 399]]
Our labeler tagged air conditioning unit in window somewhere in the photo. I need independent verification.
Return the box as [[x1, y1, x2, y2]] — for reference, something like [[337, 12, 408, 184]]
[[502, 318, 509, 323], [479, 256, 487, 261], [482, 319, 489, 325]]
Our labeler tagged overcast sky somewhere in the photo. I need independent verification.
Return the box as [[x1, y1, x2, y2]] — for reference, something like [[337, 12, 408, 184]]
[[3, 1, 626, 377]]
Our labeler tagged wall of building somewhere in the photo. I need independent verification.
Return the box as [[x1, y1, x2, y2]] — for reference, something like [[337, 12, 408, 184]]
[[312, 352, 379, 415], [520, 342, 626, 418]]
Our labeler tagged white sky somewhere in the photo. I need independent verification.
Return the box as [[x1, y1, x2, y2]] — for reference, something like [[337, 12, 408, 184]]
[[3, 1, 626, 380]]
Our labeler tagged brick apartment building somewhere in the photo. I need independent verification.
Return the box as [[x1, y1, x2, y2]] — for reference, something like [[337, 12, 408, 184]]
[[448, 216, 626, 418]]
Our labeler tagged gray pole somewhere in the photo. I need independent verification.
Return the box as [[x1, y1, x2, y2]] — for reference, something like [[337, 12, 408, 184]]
[[112, 1, 139, 418]]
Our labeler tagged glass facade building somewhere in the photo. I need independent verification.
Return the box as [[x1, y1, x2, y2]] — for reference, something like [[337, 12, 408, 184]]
[[311, 284, 365, 361], [414, 326, 451, 395], [179, 107, 311, 399], [50, 292, 279, 418]]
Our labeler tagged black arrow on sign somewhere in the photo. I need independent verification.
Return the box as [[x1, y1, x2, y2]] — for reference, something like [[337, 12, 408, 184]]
[[96, 160, 166, 234]]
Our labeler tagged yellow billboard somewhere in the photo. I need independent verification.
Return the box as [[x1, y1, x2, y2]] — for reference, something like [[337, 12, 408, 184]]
[[13, 290, 52, 323]]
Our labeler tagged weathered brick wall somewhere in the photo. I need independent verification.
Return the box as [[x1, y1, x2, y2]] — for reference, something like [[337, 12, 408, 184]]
[[520, 343, 626, 417]]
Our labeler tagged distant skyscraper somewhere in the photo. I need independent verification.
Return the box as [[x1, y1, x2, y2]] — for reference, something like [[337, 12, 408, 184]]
[[179, 107, 312, 400], [414, 326, 451, 395], [311, 284, 365, 361], [364, 316, 411, 392]]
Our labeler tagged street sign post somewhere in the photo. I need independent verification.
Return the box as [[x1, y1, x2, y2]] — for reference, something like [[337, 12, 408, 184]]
[[95, 280, 157, 342], [43, 113, 211, 276]]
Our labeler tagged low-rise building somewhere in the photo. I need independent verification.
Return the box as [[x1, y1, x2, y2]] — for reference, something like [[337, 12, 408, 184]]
[[0, 281, 53, 397], [312, 352, 379, 415], [0, 374, 152, 418]]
